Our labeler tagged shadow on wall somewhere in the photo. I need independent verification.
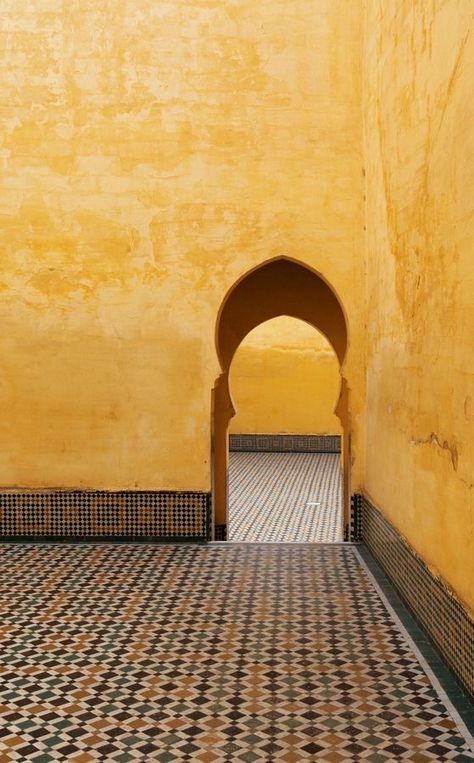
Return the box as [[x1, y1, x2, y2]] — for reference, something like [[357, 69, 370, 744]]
[[212, 256, 350, 539]]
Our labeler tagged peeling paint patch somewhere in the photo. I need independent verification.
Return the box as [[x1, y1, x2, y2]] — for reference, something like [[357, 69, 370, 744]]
[[410, 432, 459, 472]]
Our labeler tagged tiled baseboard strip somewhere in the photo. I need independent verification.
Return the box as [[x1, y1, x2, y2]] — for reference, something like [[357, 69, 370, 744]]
[[214, 523, 227, 541], [356, 493, 474, 701], [0, 490, 211, 542], [357, 546, 474, 734], [229, 434, 341, 453]]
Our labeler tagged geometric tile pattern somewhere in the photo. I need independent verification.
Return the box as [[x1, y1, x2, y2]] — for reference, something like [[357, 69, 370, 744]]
[[228, 452, 342, 542], [229, 434, 341, 453], [359, 494, 474, 701], [0, 491, 210, 540], [0, 543, 472, 761], [349, 493, 363, 542]]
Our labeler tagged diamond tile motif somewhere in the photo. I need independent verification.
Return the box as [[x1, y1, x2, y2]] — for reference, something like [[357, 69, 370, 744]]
[[0, 491, 210, 540], [229, 452, 342, 542], [0, 544, 472, 761]]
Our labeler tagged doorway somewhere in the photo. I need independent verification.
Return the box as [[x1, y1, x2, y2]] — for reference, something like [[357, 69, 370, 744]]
[[212, 257, 350, 542], [228, 452, 342, 542], [227, 317, 343, 542]]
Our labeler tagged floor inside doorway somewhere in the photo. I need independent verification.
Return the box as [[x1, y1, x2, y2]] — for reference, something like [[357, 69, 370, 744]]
[[228, 452, 342, 542]]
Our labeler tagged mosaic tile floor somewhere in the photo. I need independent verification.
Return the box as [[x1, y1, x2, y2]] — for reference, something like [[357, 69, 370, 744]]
[[228, 452, 342, 542], [0, 544, 472, 761]]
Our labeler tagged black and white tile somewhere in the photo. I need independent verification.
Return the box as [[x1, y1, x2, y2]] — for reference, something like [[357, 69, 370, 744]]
[[228, 452, 342, 542]]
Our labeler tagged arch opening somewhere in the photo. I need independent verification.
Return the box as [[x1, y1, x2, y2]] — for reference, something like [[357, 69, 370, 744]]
[[227, 316, 343, 542], [212, 257, 351, 541]]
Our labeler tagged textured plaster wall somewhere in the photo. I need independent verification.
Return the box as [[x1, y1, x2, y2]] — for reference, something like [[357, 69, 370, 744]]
[[364, 1, 474, 610], [0, 0, 365, 491], [229, 317, 341, 435]]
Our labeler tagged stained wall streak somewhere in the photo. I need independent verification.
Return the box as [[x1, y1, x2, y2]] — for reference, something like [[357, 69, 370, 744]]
[[364, 1, 474, 611]]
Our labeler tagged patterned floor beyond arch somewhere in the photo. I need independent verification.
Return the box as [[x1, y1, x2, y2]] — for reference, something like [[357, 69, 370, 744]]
[[228, 452, 342, 542], [0, 543, 472, 761]]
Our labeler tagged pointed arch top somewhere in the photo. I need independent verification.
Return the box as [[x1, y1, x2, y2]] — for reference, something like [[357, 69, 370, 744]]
[[216, 257, 348, 370]]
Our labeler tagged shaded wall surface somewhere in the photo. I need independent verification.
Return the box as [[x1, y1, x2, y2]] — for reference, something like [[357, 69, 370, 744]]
[[0, 0, 365, 492], [364, 0, 474, 611], [229, 317, 342, 435]]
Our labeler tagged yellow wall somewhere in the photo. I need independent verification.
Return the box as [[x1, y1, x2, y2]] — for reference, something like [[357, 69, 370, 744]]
[[229, 317, 341, 435], [0, 0, 365, 491], [0, 0, 471, 610], [364, 1, 474, 611]]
